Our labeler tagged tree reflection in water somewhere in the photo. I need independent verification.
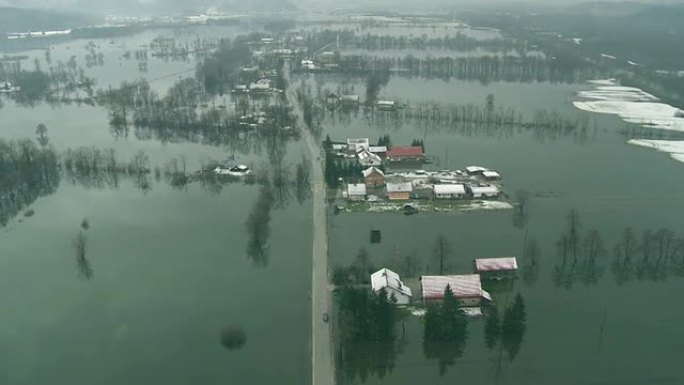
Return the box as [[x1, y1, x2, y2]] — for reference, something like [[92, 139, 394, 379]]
[[422, 286, 468, 376]]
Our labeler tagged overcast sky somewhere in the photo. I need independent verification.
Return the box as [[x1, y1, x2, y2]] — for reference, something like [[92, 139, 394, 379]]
[[1, 0, 683, 16]]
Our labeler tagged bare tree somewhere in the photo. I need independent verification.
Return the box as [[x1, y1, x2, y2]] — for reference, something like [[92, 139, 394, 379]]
[[433, 234, 453, 275]]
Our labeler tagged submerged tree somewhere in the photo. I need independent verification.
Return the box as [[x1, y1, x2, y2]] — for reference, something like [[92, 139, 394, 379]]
[[433, 234, 453, 275], [423, 286, 468, 376], [501, 293, 526, 361], [73, 231, 93, 280], [245, 185, 275, 267]]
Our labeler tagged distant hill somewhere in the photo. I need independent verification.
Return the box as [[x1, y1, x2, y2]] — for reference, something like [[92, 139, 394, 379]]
[[0, 7, 96, 33]]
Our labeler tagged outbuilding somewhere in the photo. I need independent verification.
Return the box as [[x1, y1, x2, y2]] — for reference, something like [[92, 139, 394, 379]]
[[386, 146, 424, 162], [469, 184, 500, 198], [482, 170, 501, 180], [347, 183, 367, 201], [474, 257, 518, 273], [433, 184, 466, 199], [420, 274, 492, 306]]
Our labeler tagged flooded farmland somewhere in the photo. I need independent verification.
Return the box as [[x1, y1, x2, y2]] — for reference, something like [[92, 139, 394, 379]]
[[2, 9, 684, 385]]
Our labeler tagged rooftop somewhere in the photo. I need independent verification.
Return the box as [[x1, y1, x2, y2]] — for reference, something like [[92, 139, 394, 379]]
[[387, 182, 413, 193], [347, 183, 367, 196], [420, 274, 492, 300], [371, 268, 412, 297], [475, 257, 518, 272], [433, 184, 466, 194], [362, 167, 385, 178], [387, 146, 424, 157]]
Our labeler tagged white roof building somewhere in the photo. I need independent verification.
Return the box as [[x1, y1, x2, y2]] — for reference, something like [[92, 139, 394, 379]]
[[482, 170, 501, 179], [420, 274, 492, 303], [469, 184, 500, 198], [466, 166, 488, 174], [474, 257, 518, 273], [433, 184, 466, 198], [347, 183, 367, 200], [368, 146, 387, 154], [357, 149, 382, 167], [371, 268, 412, 305]]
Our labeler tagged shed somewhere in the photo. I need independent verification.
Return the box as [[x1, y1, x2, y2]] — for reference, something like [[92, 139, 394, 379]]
[[420, 274, 492, 306], [433, 184, 466, 199], [340, 94, 360, 105], [465, 166, 488, 175], [387, 182, 413, 201], [362, 167, 385, 187], [469, 184, 500, 198], [347, 183, 367, 201], [474, 257, 518, 273], [482, 170, 501, 180], [371, 268, 412, 305], [376, 100, 396, 110]]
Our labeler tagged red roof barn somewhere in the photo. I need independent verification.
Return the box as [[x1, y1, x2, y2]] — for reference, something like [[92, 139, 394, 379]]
[[386, 146, 424, 162]]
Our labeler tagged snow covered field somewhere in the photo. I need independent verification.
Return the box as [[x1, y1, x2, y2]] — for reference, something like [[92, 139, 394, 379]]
[[575, 79, 684, 165], [628, 139, 684, 164], [574, 79, 684, 132]]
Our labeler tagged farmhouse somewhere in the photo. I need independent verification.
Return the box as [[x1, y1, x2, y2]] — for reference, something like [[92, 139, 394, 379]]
[[371, 268, 412, 305]]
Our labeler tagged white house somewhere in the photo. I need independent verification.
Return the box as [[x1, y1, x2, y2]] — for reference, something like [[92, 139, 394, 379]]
[[347, 138, 370, 152], [357, 149, 382, 167], [371, 268, 412, 305], [347, 183, 367, 201], [433, 184, 466, 199], [469, 184, 500, 198]]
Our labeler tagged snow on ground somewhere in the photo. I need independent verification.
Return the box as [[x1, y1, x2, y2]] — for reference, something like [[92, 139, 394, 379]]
[[628, 139, 684, 164], [574, 79, 684, 132]]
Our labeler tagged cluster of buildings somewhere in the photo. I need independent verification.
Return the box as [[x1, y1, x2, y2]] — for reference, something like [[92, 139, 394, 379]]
[[370, 257, 519, 314], [345, 165, 502, 202], [334, 136, 503, 204]]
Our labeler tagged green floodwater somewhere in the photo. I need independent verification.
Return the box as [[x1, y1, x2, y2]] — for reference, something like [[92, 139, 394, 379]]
[[2, 21, 684, 385], [1, 26, 312, 385], [319, 75, 684, 384]]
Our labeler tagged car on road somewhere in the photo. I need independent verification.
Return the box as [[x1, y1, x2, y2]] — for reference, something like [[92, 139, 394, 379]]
[[323, 313, 329, 323]]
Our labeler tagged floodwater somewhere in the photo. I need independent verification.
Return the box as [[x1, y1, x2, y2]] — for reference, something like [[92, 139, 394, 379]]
[[0, 26, 312, 385], [322, 71, 684, 383]]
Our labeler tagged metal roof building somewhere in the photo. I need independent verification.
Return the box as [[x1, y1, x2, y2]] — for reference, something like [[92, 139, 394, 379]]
[[474, 257, 518, 273], [420, 274, 492, 305]]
